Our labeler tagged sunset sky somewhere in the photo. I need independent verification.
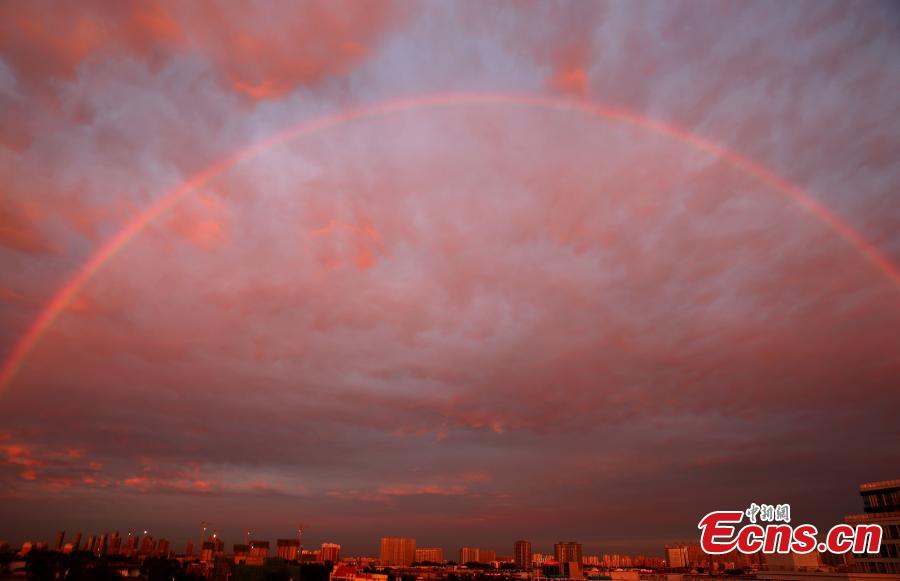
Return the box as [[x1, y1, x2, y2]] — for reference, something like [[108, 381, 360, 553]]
[[1, 1, 899, 556]]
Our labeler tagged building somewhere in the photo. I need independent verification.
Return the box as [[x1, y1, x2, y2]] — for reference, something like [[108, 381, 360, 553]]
[[380, 537, 416, 566], [765, 552, 822, 572], [846, 479, 900, 575], [332, 565, 389, 581], [460, 547, 496, 564], [277, 539, 300, 561], [122, 533, 137, 556], [249, 540, 270, 559], [108, 532, 121, 555], [54, 531, 65, 552], [321, 542, 341, 563], [665, 545, 688, 568], [156, 538, 170, 557], [514, 540, 532, 569], [414, 547, 444, 563], [200, 539, 223, 562], [140, 534, 154, 556], [94, 533, 107, 556], [460, 547, 480, 564], [554, 541, 583, 565]]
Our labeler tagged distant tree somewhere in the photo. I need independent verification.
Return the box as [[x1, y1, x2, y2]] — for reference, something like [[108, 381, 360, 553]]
[[298, 562, 330, 581], [0, 546, 15, 573], [25, 550, 57, 581], [142, 556, 182, 581]]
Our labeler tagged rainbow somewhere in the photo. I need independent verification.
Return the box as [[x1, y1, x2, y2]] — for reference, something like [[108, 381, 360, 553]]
[[2, 92, 898, 393]]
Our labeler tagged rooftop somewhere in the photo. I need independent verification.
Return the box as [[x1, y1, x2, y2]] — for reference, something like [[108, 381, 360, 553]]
[[859, 479, 900, 492]]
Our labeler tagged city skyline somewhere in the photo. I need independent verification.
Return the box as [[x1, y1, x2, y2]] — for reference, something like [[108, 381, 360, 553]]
[[0, 529, 703, 565], [3, 478, 898, 574], [1, 0, 899, 562]]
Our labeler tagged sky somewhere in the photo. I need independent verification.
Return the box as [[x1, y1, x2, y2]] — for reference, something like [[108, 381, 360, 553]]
[[1, 0, 899, 558]]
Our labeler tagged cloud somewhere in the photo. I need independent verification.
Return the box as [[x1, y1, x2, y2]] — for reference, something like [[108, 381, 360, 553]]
[[0, 198, 57, 254], [1, 0, 899, 556], [0, 1, 410, 100]]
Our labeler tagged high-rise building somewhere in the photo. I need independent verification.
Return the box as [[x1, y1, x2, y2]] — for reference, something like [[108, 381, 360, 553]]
[[72, 533, 82, 552], [321, 542, 341, 563], [94, 533, 107, 556], [379, 537, 416, 566], [140, 535, 154, 556], [414, 547, 444, 563], [108, 532, 121, 555], [54, 531, 65, 552], [200, 541, 218, 562], [277, 539, 300, 561], [249, 540, 269, 559], [156, 538, 170, 557], [554, 541, 582, 564], [458, 547, 496, 564], [123, 533, 137, 556], [665, 545, 688, 568], [846, 479, 900, 575], [460, 547, 480, 564], [514, 540, 532, 569]]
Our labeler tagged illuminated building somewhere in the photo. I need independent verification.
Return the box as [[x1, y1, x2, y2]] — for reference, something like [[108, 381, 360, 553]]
[[554, 541, 583, 564], [249, 540, 269, 558], [233, 544, 250, 565], [514, 540, 532, 569], [460, 547, 480, 563], [123, 533, 137, 556], [54, 531, 65, 552], [94, 533, 107, 556], [140, 534, 154, 555], [200, 537, 223, 562], [321, 542, 341, 562], [156, 538, 169, 556], [458, 547, 496, 564], [277, 539, 300, 561], [379, 537, 416, 566], [846, 479, 900, 575], [665, 545, 688, 568], [108, 531, 121, 555], [414, 547, 444, 563]]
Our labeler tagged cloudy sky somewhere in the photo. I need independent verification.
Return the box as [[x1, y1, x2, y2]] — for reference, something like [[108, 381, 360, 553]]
[[1, 0, 899, 557]]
